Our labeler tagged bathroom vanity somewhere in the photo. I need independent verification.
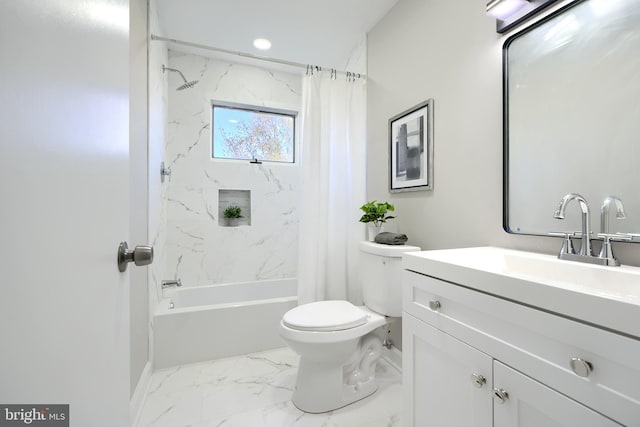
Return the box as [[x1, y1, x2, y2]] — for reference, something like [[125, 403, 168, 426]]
[[402, 247, 640, 427]]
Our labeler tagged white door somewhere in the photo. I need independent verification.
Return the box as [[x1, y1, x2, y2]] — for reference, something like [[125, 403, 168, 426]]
[[0, 1, 132, 426], [493, 362, 622, 427], [403, 314, 493, 427]]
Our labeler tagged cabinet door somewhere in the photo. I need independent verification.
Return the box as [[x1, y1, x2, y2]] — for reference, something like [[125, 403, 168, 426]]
[[403, 313, 492, 427], [493, 362, 622, 427]]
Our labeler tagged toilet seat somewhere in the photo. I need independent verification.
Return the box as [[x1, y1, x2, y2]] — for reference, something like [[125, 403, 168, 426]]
[[282, 300, 368, 332]]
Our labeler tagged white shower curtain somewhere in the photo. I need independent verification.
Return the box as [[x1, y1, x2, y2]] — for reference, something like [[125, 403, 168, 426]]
[[297, 71, 367, 305]]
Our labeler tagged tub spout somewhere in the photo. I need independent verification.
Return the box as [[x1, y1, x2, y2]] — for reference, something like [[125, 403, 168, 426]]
[[162, 279, 182, 289]]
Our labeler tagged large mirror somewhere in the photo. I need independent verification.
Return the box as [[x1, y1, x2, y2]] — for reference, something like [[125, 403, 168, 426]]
[[504, 0, 640, 240]]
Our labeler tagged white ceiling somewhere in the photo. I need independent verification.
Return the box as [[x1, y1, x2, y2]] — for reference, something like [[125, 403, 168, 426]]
[[154, 0, 399, 71]]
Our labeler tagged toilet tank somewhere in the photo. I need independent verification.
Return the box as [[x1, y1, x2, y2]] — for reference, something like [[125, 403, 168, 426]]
[[359, 241, 421, 317]]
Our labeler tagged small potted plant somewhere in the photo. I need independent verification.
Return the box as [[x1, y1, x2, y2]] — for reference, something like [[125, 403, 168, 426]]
[[359, 200, 395, 241], [223, 205, 243, 226]]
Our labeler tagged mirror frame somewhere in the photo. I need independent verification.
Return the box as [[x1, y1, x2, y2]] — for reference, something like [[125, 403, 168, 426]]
[[502, 0, 587, 237]]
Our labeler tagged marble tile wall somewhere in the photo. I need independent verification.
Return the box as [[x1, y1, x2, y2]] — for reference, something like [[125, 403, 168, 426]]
[[164, 52, 302, 286]]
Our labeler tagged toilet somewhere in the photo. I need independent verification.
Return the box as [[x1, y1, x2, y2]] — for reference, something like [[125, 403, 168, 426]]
[[279, 241, 421, 413]]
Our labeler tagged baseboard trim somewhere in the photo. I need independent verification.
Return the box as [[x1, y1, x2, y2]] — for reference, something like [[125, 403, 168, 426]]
[[130, 361, 152, 427], [382, 345, 402, 372]]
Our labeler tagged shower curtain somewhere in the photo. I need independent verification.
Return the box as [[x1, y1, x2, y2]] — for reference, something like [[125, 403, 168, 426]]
[[297, 71, 367, 305]]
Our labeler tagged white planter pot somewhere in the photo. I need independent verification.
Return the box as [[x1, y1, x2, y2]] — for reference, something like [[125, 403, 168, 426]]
[[367, 224, 383, 242]]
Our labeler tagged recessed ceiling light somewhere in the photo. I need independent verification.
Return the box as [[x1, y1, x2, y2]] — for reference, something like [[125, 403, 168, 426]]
[[253, 38, 272, 50]]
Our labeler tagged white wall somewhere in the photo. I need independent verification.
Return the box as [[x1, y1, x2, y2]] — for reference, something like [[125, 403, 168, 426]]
[[341, 36, 367, 76], [164, 52, 302, 286], [367, 0, 640, 348], [367, 0, 640, 264]]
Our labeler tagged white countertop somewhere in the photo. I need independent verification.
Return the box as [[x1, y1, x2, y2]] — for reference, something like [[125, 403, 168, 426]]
[[403, 247, 640, 339]]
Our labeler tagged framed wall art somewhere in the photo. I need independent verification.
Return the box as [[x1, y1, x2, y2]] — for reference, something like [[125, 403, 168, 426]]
[[389, 99, 434, 192]]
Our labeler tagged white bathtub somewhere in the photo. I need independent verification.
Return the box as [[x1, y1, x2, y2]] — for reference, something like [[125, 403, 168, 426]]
[[153, 278, 297, 369]]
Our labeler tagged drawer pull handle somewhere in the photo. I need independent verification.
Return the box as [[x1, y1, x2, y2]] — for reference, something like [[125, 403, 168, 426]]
[[492, 388, 509, 404], [570, 358, 593, 378], [428, 300, 441, 311], [471, 373, 486, 388]]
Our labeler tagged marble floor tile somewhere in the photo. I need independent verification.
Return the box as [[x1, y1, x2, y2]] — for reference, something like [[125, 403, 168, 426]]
[[137, 347, 402, 427]]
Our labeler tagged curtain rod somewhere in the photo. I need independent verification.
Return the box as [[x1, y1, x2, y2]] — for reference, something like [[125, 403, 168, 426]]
[[150, 34, 365, 79]]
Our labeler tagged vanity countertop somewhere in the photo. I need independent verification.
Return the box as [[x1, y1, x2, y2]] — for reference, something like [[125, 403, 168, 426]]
[[403, 247, 640, 339]]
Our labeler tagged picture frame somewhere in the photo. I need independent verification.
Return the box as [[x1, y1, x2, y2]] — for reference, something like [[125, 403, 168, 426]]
[[389, 99, 434, 192]]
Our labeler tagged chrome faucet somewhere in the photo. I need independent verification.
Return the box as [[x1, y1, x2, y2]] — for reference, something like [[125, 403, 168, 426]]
[[597, 196, 629, 266], [553, 193, 630, 266], [600, 196, 626, 234], [161, 278, 182, 289], [554, 193, 593, 257]]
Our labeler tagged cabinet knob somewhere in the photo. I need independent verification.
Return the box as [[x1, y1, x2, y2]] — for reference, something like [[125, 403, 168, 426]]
[[428, 300, 441, 311], [470, 373, 486, 388], [570, 358, 593, 378], [492, 388, 509, 404]]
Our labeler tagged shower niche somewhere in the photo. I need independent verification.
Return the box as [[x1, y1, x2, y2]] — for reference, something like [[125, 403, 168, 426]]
[[218, 189, 251, 227]]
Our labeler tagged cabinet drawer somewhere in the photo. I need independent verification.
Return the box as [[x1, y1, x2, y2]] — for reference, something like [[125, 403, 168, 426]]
[[403, 270, 640, 426]]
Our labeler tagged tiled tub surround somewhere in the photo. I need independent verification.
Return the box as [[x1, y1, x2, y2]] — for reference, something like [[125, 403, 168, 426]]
[[136, 347, 402, 427], [164, 51, 302, 286]]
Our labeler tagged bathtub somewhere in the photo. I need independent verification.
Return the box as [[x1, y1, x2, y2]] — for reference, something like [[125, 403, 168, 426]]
[[153, 278, 298, 369]]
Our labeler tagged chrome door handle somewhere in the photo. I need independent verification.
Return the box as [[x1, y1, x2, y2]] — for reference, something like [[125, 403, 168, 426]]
[[117, 241, 154, 272]]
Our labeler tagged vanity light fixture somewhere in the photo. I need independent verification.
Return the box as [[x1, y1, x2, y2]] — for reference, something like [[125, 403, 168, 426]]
[[487, 0, 559, 33], [487, 0, 530, 20], [253, 38, 272, 50]]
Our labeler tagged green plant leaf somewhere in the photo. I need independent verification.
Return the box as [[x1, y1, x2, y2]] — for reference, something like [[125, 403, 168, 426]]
[[358, 200, 395, 226], [223, 205, 243, 219]]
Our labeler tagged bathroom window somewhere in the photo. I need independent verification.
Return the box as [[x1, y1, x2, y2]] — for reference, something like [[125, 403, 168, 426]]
[[212, 102, 296, 163]]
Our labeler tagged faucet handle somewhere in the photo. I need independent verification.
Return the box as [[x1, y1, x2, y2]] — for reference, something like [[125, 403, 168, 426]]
[[548, 232, 577, 255], [595, 233, 631, 266], [548, 231, 579, 237], [596, 233, 632, 242]]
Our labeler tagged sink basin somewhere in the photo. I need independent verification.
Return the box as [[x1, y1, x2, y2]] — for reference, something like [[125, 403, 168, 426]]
[[403, 247, 640, 338], [502, 251, 640, 295]]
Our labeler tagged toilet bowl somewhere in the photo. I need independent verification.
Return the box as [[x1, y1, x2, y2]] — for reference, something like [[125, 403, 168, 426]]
[[280, 241, 421, 413]]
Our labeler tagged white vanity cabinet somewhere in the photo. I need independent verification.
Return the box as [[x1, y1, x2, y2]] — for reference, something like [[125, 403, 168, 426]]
[[403, 313, 492, 427], [402, 264, 640, 427], [493, 362, 620, 426]]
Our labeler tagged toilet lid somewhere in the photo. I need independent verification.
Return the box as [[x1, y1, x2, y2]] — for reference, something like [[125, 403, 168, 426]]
[[282, 300, 369, 332]]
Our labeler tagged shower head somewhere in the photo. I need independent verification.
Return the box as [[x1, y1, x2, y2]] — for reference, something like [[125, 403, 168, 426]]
[[162, 64, 199, 91], [176, 80, 198, 91]]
